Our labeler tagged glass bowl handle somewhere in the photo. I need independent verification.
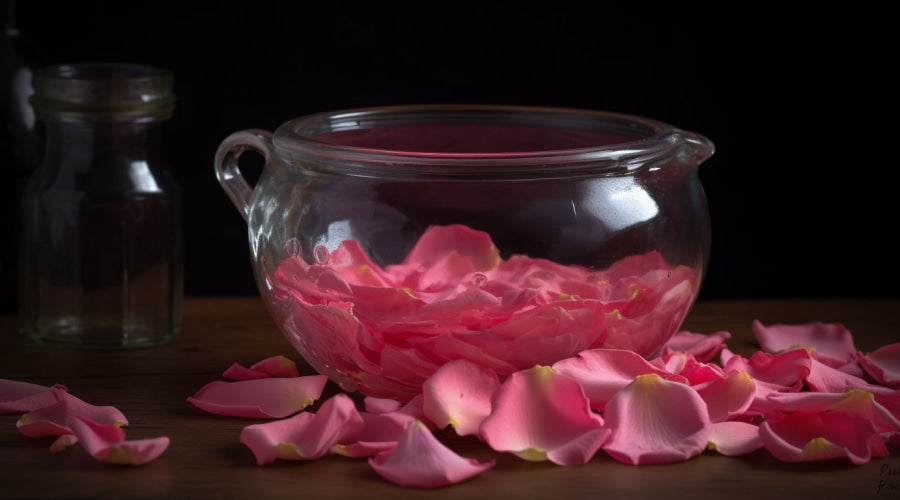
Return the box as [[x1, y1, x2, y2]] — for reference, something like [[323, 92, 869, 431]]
[[214, 129, 274, 221]]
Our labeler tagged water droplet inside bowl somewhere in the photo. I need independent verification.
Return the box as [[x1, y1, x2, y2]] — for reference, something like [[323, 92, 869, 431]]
[[314, 245, 330, 264], [284, 238, 302, 256]]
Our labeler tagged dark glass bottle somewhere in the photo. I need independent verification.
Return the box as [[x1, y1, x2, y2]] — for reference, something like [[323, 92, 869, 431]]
[[20, 63, 183, 348], [1, 0, 51, 314]]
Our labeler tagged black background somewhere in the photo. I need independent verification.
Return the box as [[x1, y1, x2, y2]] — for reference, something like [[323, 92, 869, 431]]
[[10, 1, 897, 301]]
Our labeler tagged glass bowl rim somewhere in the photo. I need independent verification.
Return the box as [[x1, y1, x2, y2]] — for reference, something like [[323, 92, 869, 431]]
[[269, 104, 712, 178]]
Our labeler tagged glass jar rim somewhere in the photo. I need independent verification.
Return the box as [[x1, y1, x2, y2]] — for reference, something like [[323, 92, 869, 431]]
[[30, 62, 176, 122], [272, 104, 713, 178]]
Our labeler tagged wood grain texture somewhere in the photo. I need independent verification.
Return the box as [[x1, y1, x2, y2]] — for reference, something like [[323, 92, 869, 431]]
[[1, 297, 898, 499]]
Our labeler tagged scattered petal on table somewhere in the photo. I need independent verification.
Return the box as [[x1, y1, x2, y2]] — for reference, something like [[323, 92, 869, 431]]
[[765, 389, 900, 433], [858, 342, 900, 387], [656, 351, 724, 386], [721, 347, 811, 391], [16, 417, 71, 439], [553, 348, 683, 411], [250, 355, 300, 378], [861, 384, 900, 420], [221, 363, 269, 380], [661, 330, 732, 362], [49, 434, 78, 452], [479, 365, 608, 465], [752, 320, 857, 368], [335, 440, 398, 458], [422, 359, 499, 436], [707, 421, 763, 456], [187, 375, 328, 418], [369, 419, 494, 488], [240, 393, 364, 465], [804, 356, 873, 394], [391, 394, 431, 427], [69, 416, 169, 466], [602, 373, 711, 465], [759, 411, 886, 465], [364, 396, 404, 415], [222, 355, 300, 380], [0, 379, 69, 414], [333, 410, 412, 458], [17, 388, 128, 437], [693, 370, 756, 422]]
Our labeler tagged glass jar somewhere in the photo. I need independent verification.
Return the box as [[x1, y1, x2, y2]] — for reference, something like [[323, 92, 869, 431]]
[[215, 105, 714, 399], [19, 63, 182, 348]]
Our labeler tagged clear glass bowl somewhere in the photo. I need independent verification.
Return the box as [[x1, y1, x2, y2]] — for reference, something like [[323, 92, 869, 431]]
[[215, 104, 714, 400]]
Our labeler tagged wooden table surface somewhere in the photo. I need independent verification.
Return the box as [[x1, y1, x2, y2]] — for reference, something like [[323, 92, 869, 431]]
[[1, 297, 899, 499]]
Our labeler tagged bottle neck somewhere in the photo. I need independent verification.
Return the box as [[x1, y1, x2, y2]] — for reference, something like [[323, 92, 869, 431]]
[[2, 0, 17, 36]]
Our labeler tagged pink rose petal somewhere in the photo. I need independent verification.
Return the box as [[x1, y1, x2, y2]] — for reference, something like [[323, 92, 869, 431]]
[[222, 355, 300, 380], [398, 224, 501, 274], [722, 347, 811, 391], [336, 397, 423, 458], [765, 389, 900, 433], [333, 410, 414, 458], [16, 417, 71, 438], [599, 279, 696, 356], [328, 239, 401, 288], [860, 384, 900, 420], [187, 375, 328, 418], [656, 351, 724, 386], [369, 419, 494, 488], [693, 370, 756, 422], [364, 396, 404, 414], [240, 393, 363, 465], [69, 416, 169, 466], [379, 344, 444, 389], [422, 359, 500, 436], [0, 379, 68, 413], [279, 300, 391, 395], [479, 365, 608, 465], [360, 410, 416, 441], [708, 421, 763, 456], [17, 388, 128, 438], [602, 373, 711, 465], [662, 330, 732, 362], [759, 411, 886, 465], [250, 355, 300, 377], [552, 348, 684, 411], [804, 356, 872, 393], [49, 434, 78, 452], [858, 342, 900, 387], [752, 320, 857, 368], [221, 363, 270, 380], [335, 440, 398, 458], [741, 378, 809, 422]]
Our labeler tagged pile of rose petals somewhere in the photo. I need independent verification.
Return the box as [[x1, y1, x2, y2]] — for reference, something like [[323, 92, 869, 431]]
[[0, 380, 169, 465], [268, 224, 699, 400], [184, 323, 900, 488]]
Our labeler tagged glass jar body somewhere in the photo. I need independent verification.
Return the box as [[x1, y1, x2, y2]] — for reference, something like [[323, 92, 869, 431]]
[[19, 118, 183, 348]]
